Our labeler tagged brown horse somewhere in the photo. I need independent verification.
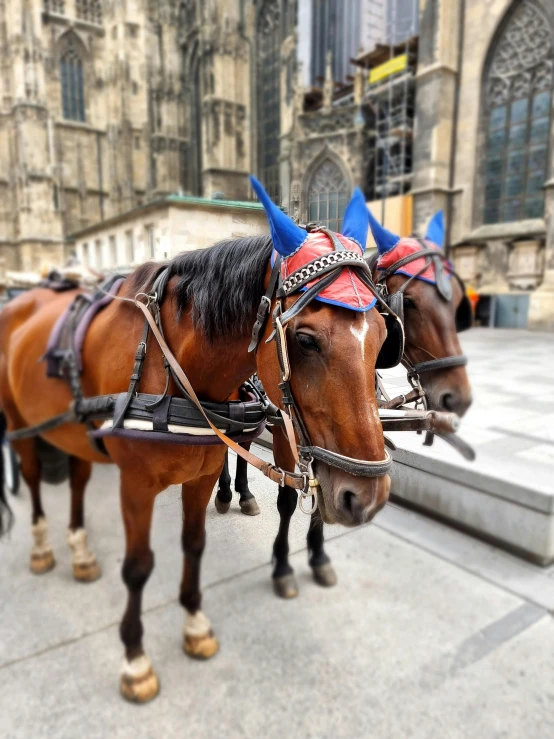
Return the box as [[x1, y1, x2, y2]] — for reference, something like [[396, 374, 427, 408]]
[[0, 180, 393, 702], [251, 212, 474, 598]]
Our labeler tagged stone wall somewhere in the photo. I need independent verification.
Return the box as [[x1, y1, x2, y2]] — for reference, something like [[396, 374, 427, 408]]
[[411, 0, 554, 327], [0, 0, 257, 270], [71, 196, 268, 271]]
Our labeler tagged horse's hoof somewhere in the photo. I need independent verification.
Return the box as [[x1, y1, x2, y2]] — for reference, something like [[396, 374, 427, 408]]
[[312, 563, 338, 588], [73, 559, 102, 583], [214, 495, 231, 514], [273, 573, 298, 599], [239, 497, 260, 516], [183, 631, 220, 660], [30, 550, 56, 575], [120, 655, 160, 703]]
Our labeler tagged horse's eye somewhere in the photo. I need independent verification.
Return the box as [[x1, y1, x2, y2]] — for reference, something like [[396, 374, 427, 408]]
[[403, 297, 417, 310], [296, 332, 320, 352]]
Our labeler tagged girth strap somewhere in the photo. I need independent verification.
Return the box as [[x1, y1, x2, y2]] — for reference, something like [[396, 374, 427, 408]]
[[6, 407, 78, 442]]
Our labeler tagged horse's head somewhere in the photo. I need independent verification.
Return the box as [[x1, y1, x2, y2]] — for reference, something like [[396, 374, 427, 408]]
[[251, 177, 394, 527], [368, 210, 472, 417]]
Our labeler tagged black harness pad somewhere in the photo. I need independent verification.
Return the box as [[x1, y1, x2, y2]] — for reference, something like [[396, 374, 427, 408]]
[[456, 295, 473, 332], [376, 312, 405, 370]]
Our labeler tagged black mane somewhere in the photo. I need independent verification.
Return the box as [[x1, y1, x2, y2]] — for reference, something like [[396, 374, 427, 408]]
[[166, 234, 273, 342]]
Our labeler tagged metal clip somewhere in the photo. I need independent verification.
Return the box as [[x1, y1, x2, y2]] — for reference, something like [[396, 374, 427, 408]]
[[298, 461, 318, 515]]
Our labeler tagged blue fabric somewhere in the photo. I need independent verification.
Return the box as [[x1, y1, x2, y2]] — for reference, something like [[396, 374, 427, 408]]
[[394, 268, 452, 285], [310, 293, 377, 312], [342, 188, 370, 250], [249, 175, 307, 257], [367, 207, 400, 255], [425, 210, 445, 248]]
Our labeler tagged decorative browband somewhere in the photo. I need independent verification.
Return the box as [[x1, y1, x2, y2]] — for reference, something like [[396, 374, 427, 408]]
[[279, 250, 367, 297]]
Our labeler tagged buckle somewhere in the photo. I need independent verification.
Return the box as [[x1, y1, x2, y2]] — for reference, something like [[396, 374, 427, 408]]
[[134, 291, 157, 308]]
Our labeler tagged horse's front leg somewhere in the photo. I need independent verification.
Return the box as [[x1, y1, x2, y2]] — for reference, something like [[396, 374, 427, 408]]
[[119, 473, 159, 704], [67, 456, 101, 582], [271, 427, 299, 599], [214, 450, 233, 514], [307, 509, 337, 587], [235, 443, 260, 516], [181, 473, 220, 660]]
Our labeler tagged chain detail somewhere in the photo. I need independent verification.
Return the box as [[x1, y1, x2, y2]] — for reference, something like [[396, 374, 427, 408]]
[[281, 250, 366, 295]]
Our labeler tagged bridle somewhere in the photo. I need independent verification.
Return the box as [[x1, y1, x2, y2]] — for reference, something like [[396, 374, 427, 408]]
[[368, 240, 472, 409], [249, 226, 402, 512]]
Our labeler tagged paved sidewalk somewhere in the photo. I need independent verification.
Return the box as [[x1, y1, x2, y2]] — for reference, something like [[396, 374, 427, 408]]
[[381, 328, 554, 493], [1, 454, 554, 739]]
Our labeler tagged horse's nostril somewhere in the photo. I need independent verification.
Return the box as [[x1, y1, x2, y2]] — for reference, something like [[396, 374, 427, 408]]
[[441, 393, 456, 411], [342, 490, 356, 516]]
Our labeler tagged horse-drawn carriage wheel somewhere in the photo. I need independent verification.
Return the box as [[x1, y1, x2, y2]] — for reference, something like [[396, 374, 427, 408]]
[[3, 441, 20, 496]]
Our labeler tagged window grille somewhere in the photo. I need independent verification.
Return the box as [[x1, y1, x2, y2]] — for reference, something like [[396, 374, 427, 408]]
[[60, 44, 85, 122], [483, 1, 553, 224]]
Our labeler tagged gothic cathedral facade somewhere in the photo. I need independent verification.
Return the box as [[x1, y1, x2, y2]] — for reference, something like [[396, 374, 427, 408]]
[[2, 0, 554, 328]]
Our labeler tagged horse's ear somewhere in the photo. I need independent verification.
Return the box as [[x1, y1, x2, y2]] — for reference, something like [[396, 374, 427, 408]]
[[368, 207, 400, 255], [250, 175, 307, 257], [341, 188, 369, 250], [425, 210, 445, 249]]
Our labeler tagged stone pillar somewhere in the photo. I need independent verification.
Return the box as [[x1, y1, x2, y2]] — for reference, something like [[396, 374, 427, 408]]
[[528, 180, 554, 330], [323, 51, 333, 112], [411, 0, 462, 233]]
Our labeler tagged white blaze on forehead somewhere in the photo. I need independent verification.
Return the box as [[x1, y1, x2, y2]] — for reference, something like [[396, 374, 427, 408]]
[[349, 313, 370, 361]]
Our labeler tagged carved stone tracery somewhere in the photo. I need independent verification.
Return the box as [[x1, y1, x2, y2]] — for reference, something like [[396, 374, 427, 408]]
[[257, 0, 280, 38], [308, 159, 347, 196], [488, 2, 553, 105]]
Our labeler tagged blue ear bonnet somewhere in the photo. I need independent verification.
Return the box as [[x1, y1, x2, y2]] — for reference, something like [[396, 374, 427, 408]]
[[425, 211, 445, 248], [250, 176, 370, 256], [341, 187, 369, 249], [367, 207, 400, 255], [250, 176, 307, 257]]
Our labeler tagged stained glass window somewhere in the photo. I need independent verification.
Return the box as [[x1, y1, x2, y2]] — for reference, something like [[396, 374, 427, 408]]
[[307, 159, 349, 233], [483, 1, 553, 224], [60, 45, 85, 122], [257, 0, 281, 203]]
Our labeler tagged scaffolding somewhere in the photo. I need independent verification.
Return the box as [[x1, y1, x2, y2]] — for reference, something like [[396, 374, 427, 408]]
[[356, 0, 419, 212]]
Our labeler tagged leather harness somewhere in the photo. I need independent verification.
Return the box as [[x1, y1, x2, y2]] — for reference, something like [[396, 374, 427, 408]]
[[8, 234, 401, 505]]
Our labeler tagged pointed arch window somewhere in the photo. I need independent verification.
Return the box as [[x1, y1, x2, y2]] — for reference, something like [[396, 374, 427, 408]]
[[483, 1, 553, 224], [60, 44, 85, 122], [257, 0, 281, 203], [307, 159, 349, 232]]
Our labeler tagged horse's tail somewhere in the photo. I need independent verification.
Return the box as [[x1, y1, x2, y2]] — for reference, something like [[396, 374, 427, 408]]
[[0, 412, 14, 537]]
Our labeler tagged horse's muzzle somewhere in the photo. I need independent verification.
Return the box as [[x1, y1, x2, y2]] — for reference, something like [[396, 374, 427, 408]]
[[317, 465, 391, 527]]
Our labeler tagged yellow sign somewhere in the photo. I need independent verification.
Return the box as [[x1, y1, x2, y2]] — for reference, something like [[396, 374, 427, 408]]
[[369, 54, 408, 84]]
